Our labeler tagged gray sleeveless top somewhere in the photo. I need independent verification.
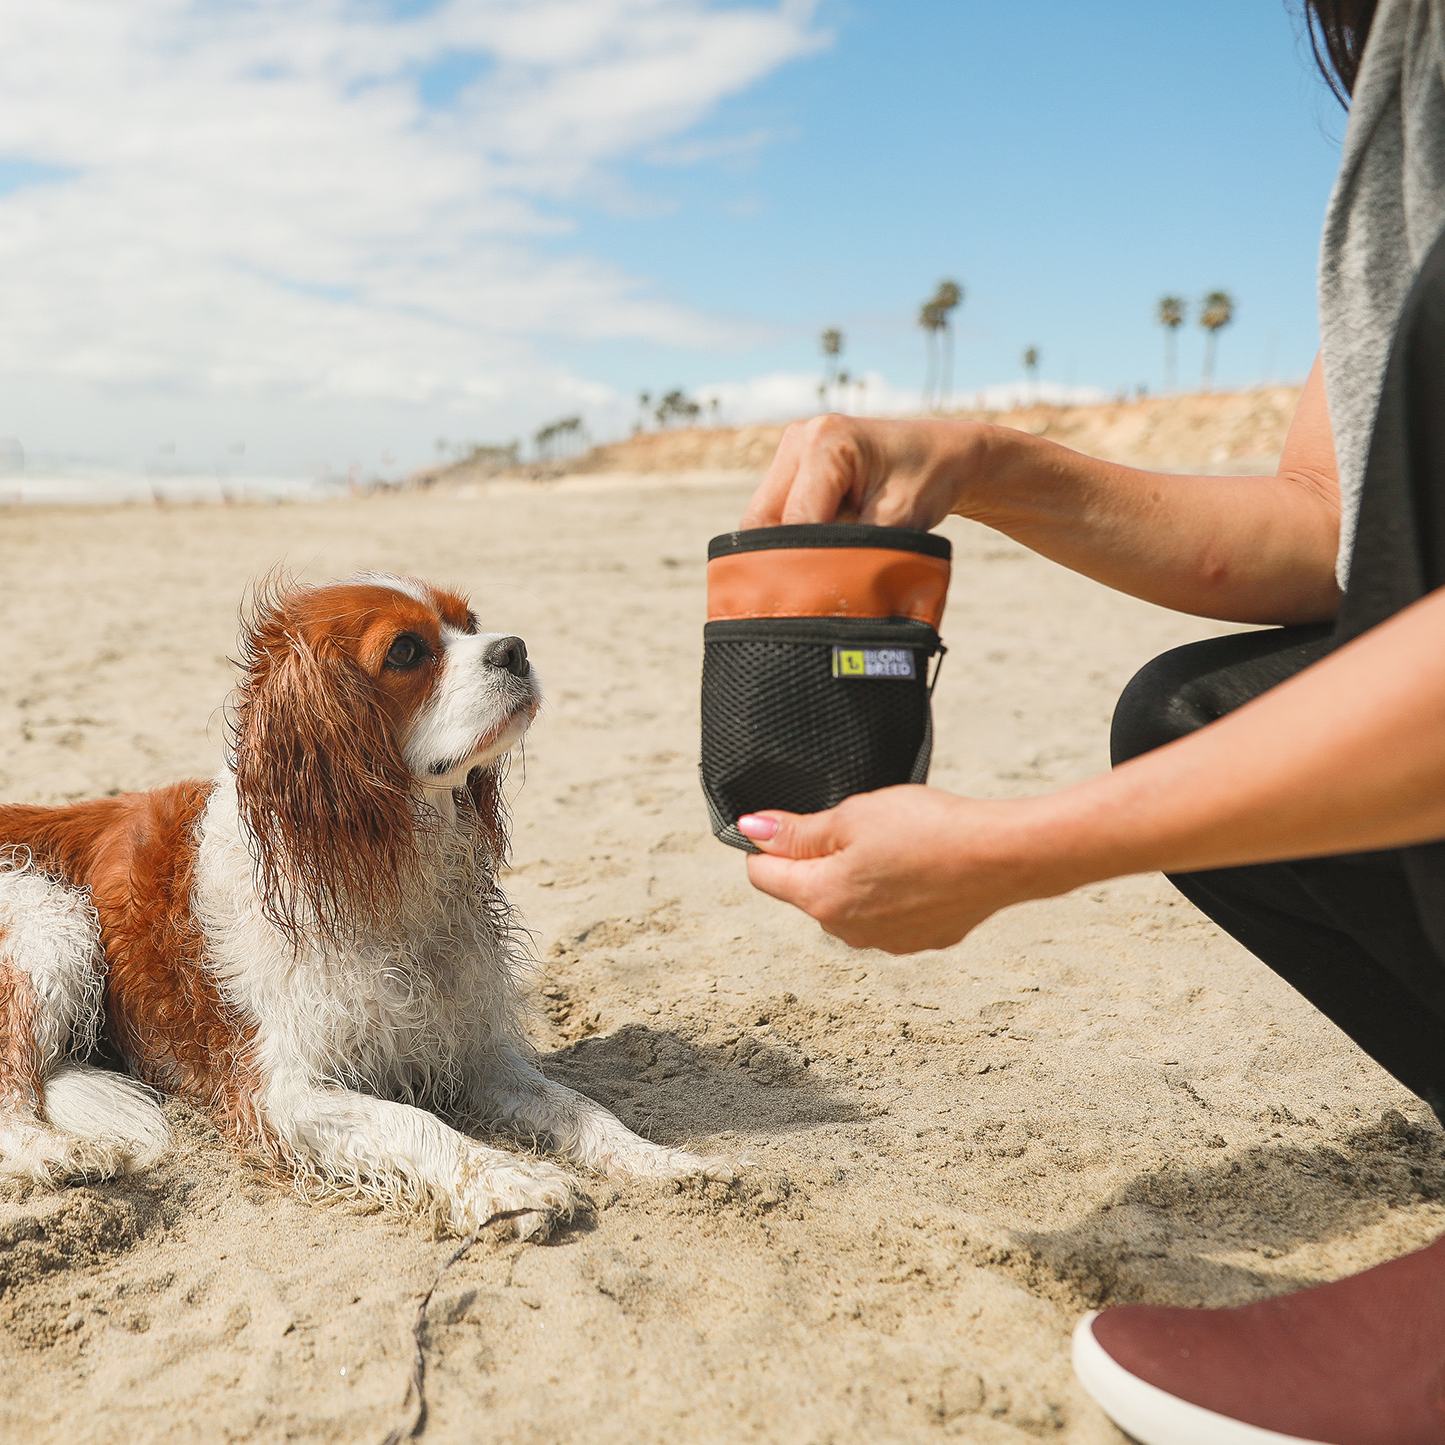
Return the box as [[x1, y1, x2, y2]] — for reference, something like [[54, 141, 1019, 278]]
[[1319, 0, 1445, 587]]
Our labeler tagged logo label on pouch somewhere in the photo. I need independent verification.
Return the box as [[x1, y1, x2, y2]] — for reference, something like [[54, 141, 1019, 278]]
[[832, 647, 916, 679]]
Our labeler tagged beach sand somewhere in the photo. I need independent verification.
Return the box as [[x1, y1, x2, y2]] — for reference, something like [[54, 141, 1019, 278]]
[[1, 478, 1441, 1444]]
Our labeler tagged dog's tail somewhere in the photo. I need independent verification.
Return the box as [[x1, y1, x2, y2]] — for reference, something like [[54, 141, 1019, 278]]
[[45, 1063, 170, 1166], [0, 1063, 170, 1187], [0, 862, 170, 1185], [0, 1064, 170, 1186]]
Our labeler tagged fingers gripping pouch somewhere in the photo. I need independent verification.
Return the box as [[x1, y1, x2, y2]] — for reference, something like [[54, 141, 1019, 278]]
[[701, 524, 950, 851]]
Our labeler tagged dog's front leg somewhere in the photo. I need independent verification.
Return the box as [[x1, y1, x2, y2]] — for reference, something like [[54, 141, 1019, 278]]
[[265, 1074, 581, 1238], [466, 1049, 734, 1183]]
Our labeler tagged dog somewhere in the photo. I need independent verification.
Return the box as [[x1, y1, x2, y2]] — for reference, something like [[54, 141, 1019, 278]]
[[0, 572, 725, 1237]]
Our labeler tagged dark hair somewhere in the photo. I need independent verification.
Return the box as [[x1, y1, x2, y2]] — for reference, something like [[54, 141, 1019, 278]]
[[1299, 0, 1378, 105]]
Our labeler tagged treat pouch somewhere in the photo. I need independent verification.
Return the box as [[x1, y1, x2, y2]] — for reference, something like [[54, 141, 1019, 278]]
[[700, 523, 950, 851]]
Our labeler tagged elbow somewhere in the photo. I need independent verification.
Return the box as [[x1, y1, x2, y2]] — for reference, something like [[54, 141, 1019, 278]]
[[1262, 590, 1343, 627], [1192, 548, 1342, 627]]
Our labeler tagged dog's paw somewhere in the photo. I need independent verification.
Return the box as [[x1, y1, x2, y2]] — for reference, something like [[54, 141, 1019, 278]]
[[454, 1149, 584, 1240], [596, 1141, 737, 1186]]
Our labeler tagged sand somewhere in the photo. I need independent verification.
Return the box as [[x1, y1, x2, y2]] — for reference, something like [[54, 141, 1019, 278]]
[[1, 477, 1442, 1445]]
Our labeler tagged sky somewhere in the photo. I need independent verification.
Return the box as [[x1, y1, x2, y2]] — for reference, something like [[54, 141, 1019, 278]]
[[0, 0, 1347, 478]]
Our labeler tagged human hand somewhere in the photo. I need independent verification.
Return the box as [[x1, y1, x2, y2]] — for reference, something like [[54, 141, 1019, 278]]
[[739, 786, 1076, 954], [740, 415, 987, 530]]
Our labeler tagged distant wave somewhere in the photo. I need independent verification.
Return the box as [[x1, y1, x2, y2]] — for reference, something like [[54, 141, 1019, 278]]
[[0, 465, 364, 506]]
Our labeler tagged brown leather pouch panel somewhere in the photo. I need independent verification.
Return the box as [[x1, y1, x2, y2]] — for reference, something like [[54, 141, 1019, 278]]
[[707, 548, 950, 627]]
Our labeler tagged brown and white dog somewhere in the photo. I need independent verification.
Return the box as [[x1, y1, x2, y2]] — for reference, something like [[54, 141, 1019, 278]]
[[0, 572, 724, 1237]]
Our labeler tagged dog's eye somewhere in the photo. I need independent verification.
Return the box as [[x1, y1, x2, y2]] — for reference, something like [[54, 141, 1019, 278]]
[[385, 633, 428, 670]]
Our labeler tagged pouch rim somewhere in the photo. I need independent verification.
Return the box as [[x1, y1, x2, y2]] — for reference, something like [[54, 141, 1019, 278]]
[[707, 523, 951, 562]]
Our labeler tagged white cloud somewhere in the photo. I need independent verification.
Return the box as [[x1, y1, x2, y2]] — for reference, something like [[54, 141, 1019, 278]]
[[0, 0, 826, 466]]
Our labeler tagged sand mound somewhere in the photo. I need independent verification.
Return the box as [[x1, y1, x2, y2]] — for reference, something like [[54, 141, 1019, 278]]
[[416, 386, 1302, 492]]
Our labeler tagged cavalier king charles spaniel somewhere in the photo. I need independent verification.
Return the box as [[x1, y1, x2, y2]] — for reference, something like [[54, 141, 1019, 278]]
[[0, 572, 725, 1237]]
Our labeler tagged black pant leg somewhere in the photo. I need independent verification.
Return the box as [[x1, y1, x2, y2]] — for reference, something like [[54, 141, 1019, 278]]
[[1112, 627, 1445, 1119], [1109, 624, 1335, 765]]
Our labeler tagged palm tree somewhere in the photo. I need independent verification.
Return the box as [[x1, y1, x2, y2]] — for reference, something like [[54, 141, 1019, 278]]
[[1199, 290, 1235, 392], [636, 391, 651, 433], [836, 370, 851, 414], [1157, 297, 1185, 392], [1022, 346, 1040, 403], [654, 390, 700, 429], [820, 328, 844, 408], [918, 300, 943, 410], [930, 280, 964, 410]]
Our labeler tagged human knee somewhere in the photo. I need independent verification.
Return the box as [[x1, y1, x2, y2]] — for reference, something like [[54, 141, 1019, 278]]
[[1111, 625, 1335, 767], [1110, 645, 1220, 765]]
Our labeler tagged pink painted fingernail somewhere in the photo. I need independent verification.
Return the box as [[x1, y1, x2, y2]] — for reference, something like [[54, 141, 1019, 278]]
[[737, 815, 779, 841]]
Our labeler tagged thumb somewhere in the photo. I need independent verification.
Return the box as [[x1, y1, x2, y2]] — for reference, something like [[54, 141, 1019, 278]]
[[737, 810, 842, 860]]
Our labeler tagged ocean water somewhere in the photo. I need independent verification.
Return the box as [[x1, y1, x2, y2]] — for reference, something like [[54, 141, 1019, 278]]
[[0, 463, 370, 506]]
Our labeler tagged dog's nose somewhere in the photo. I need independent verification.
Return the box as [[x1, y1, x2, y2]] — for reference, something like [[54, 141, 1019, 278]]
[[483, 635, 529, 678]]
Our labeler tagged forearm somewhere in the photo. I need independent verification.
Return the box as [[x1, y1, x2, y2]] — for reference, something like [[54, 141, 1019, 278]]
[[952, 426, 1342, 625], [1002, 587, 1445, 900]]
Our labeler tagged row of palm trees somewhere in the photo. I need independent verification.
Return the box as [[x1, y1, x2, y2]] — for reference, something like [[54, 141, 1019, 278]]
[[633, 389, 734, 432], [817, 283, 1238, 416], [1158, 291, 1235, 392], [533, 414, 587, 460], [627, 283, 1240, 444], [817, 329, 872, 412]]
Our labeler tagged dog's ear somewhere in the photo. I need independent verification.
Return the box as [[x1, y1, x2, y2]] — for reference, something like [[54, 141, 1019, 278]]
[[229, 583, 417, 948], [459, 764, 509, 873]]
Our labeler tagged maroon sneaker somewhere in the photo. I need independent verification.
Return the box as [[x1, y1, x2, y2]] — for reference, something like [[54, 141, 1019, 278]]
[[1072, 1235, 1445, 1445]]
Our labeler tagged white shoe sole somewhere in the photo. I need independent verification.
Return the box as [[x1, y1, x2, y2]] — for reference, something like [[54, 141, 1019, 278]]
[[1071, 1312, 1328, 1445]]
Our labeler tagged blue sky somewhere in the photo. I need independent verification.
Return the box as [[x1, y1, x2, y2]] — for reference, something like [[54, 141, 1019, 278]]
[[0, 0, 1344, 475], [554, 0, 1342, 405]]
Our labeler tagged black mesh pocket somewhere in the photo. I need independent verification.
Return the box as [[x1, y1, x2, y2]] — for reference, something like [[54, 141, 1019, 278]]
[[700, 617, 942, 851]]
